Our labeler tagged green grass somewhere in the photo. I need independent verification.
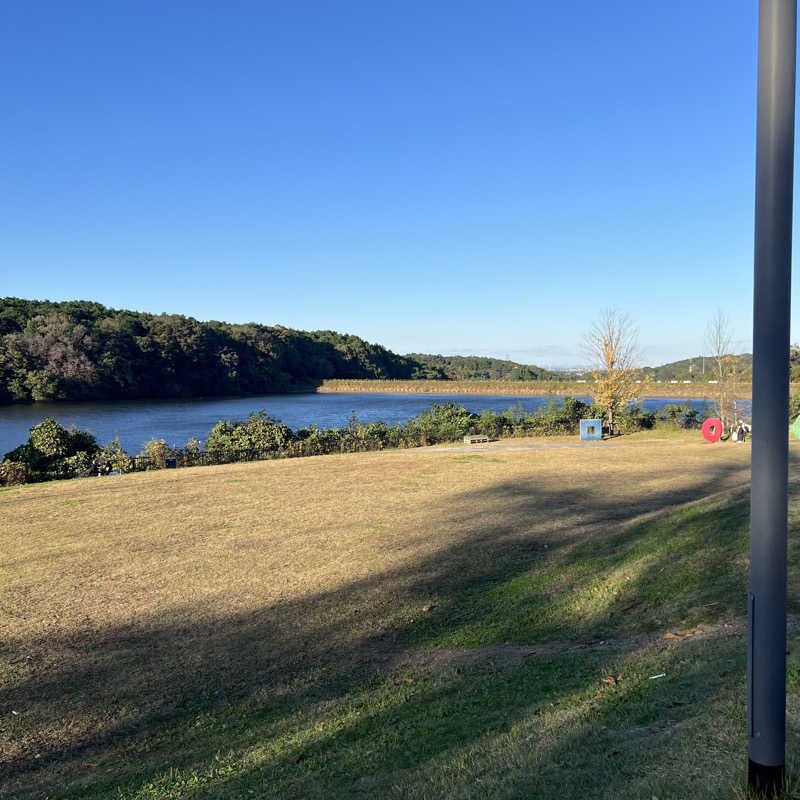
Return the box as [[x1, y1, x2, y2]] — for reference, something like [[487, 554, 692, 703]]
[[102, 639, 758, 800], [12, 499, 800, 799], [410, 500, 753, 650]]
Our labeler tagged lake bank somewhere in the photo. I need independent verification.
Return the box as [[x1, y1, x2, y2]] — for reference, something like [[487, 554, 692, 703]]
[[317, 378, 756, 399], [0, 392, 729, 457]]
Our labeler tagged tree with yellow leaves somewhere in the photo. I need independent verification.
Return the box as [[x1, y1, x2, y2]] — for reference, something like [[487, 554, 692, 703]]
[[583, 308, 641, 435]]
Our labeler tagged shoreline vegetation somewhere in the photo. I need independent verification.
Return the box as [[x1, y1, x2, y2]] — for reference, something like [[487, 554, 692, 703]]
[[317, 378, 757, 400], [2, 399, 689, 486]]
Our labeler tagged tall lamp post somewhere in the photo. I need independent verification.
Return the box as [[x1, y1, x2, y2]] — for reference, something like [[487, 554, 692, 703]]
[[749, 0, 796, 795]]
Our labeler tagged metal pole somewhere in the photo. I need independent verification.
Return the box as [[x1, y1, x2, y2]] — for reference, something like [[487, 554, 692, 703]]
[[749, 0, 796, 795]]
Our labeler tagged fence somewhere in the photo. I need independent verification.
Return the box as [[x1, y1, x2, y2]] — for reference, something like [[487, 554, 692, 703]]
[[128, 446, 286, 472]]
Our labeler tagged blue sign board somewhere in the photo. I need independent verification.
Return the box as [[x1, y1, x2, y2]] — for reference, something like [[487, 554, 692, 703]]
[[580, 418, 603, 441]]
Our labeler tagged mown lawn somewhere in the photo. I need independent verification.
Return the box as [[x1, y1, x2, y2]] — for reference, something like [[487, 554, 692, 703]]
[[2, 432, 799, 798]]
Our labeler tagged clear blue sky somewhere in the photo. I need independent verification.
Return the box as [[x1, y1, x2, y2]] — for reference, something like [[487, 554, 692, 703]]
[[0, 1, 790, 367]]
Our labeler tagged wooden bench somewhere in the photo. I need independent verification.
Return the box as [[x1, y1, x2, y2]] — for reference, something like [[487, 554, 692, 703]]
[[463, 435, 490, 444]]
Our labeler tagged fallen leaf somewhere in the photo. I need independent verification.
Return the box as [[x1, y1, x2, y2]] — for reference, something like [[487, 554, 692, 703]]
[[402, 676, 415, 684], [665, 628, 701, 640]]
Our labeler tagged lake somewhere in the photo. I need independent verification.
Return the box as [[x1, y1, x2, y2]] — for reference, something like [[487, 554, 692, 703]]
[[0, 393, 729, 457]]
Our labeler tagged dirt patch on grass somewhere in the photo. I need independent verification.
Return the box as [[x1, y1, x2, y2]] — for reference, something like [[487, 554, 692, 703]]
[[402, 613, 800, 673]]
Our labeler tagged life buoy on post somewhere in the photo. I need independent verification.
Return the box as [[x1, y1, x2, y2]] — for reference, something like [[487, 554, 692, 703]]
[[702, 417, 723, 443]]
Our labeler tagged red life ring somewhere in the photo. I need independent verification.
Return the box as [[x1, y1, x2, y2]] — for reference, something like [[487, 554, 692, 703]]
[[702, 417, 723, 443]]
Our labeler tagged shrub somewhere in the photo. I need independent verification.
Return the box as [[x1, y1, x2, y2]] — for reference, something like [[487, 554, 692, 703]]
[[293, 424, 350, 456], [137, 439, 179, 469], [99, 435, 134, 473], [206, 411, 295, 457], [63, 451, 93, 475], [682, 407, 701, 429], [476, 409, 510, 439], [3, 418, 99, 479], [615, 403, 655, 433], [658, 403, 706, 429], [521, 397, 592, 435], [407, 403, 479, 445], [0, 461, 29, 486], [28, 417, 71, 457], [663, 404, 685, 424], [790, 392, 800, 422], [180, 437, 205, 466]]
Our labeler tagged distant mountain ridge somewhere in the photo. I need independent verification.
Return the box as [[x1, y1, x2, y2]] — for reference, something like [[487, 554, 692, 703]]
[[641, 354, 753, 382], [406, 353, 556, 381]]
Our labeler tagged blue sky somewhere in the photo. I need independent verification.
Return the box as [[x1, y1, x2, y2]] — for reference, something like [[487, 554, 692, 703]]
[[0, 1, 787, 367]]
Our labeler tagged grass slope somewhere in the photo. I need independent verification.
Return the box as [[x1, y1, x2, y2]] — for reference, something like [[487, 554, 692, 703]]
[[2, 432, 799, 799]]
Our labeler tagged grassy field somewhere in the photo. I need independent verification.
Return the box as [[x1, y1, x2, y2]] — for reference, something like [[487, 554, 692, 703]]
[[317, 378, 757, 400], [3, 432, 800, 798]]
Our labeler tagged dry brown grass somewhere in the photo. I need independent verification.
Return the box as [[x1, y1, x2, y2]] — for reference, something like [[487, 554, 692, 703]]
[[317, 378, 758, 399], [2, 433, 755, 634], [0, 432, 785, 797]]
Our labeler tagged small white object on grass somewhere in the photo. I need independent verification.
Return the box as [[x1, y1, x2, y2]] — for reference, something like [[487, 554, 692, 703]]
[[648, 673, 666, 680]]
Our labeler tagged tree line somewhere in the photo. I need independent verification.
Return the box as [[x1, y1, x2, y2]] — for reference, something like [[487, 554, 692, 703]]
[[0, 298, 559, 403], [406, 353, 554, 381], [0, 298, 421, 402]]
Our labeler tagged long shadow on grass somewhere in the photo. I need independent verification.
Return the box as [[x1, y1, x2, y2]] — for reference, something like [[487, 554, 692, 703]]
[[1, 455, 771, 798]]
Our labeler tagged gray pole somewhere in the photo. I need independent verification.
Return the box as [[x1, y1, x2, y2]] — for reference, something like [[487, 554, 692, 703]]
[[749, 0, 796, 795]]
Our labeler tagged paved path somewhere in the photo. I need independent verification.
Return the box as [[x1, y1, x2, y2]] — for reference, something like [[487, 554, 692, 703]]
[[421, 438, 683, 453]]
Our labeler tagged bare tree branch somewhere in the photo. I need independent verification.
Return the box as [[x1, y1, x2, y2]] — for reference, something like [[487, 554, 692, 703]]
[[704, 309, 738, 432]]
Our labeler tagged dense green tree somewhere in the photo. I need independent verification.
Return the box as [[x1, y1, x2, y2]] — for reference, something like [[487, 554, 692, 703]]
[[406, 353, 547, 381], [206, 411, 295, 455], [3, 418, 99, 478]]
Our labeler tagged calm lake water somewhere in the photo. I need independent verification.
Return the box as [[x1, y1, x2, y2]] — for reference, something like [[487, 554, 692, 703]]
[[0, 393, 728, 457]]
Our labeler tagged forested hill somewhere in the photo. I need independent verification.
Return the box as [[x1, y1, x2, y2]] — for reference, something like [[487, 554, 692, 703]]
[[0, 298, 556, 403], [0, 298, 421, 403], [407, 353, 552, 381], [640, 354, 753, 382]]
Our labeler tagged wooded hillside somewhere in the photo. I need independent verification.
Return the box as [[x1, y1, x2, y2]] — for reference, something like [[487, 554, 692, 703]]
[[0, 298, 419, 402]]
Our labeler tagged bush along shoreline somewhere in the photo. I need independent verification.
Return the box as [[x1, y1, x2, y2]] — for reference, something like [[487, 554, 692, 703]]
[[0, 399, 709, 487]]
